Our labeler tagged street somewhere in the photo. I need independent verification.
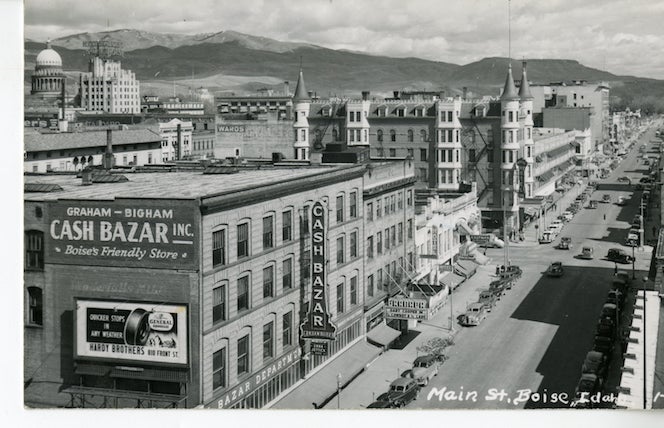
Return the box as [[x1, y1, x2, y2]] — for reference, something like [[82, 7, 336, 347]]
[[409, 125, 658, 409]]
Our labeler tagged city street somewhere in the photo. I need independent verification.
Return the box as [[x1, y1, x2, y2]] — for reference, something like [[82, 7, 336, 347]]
[[409, 126, 658, 409]]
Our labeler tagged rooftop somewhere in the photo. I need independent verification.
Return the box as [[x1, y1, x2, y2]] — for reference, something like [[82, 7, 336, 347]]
[[24, 164, 362, 202], [24, 128, 161, 152]]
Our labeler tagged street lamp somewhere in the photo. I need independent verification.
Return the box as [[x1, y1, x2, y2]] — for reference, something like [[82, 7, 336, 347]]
[[642, 276, 648, 410], [632, 245, 636, 280], [337, 373, 342, 409], [449, 280, 455, 332]]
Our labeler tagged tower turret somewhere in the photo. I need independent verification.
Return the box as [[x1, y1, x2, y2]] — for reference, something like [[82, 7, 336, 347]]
[[519, 61, 535, 199], [292, 69, 311, 160]]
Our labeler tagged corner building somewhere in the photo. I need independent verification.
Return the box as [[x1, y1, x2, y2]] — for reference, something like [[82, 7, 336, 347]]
[[23, 164, 367, 409]]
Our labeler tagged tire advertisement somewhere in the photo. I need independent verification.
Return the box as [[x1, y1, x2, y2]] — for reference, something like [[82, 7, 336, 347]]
[[76, 299, 188, 365]]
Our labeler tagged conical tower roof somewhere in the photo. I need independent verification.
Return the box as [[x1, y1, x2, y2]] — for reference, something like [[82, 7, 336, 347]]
[[293, 69, 310, 102], [500, 64, 519, 101], [519, 61, 534, 100]]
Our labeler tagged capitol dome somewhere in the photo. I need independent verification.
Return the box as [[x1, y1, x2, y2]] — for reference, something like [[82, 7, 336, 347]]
[[35, 40, 62, 67]]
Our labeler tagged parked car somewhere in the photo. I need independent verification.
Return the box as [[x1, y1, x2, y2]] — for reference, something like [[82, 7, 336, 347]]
[[459, 302, 488, 326], [478, 289, 499, 311], [574, 374, 602, 404], [581, 351, 608, 378], [639, 177, 653, 184], [607, 290, 624, 308], [562, 211, 574, 221], [607, 248, 634, 264], [367, 400, 395, 409], [587, 200, 598, 209], [615, 271, 631, 286], [602, 194, 612, 203], [617, 196, 627, 206], [600, 303, 618, 323], [381, 378, 420, 407], [593, 335, 614, 354], [578, 246, 594, 259], [635, 183, 644, 190], [539, 231, 555, 244], [556, 237, 572, 250], [546, 261, 564, 277], [408, 355, 440, 386], [596, 318, 616, 339]]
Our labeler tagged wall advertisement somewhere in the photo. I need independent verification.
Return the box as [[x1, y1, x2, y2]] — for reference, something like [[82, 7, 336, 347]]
[[75, 299, 188, 366], [46, 199, 198, 269]]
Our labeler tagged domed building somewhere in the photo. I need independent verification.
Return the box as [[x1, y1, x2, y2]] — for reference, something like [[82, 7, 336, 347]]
[[31, 39, 64, 99]]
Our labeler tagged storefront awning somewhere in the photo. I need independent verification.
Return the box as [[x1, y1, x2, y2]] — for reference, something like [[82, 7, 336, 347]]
[[524, 207, 538, 217], [455, 259, 478, 278], [272, 340, 382, 409], [439, 272, 465, 289], [366, 322, 401, 348]]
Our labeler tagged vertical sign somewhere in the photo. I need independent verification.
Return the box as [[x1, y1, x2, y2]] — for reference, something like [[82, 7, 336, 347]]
[[300, 201, 337, 342]]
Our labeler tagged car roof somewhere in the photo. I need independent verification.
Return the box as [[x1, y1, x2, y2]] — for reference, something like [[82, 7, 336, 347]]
[[390, 377, 413, 387], [414, 355, 437, 364], [586, 351, 604, 360], [583, 246, 593, 250]]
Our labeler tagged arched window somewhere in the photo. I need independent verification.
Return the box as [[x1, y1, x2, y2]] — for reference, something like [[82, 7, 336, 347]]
[[390, 130, 396, 142], [332, 128, 339, 141], [377, 129, 383, 142], [407, 129, 414, 142], [314, 129, 321, 143], [420, 129, 427, 142]]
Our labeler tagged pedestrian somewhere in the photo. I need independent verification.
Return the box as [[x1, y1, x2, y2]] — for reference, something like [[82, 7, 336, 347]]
[[614, 263, 618, 275], [603, 213, 606, 221]]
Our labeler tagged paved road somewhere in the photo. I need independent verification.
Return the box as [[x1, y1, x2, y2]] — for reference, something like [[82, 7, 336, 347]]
[[410, 124, 658, 409]]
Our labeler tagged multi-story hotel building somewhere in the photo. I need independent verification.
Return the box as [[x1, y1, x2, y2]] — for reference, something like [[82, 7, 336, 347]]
[[79, 57, 141, 114]]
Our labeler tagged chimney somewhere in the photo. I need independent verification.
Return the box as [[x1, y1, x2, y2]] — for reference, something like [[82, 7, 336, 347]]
[[283, 81, 289, 96], [176, 123, 182, 160], [81, 167, 93, 186], [58, 79, 68, 132], [462, 87, 468, 99], [439, 91, 445, 99], [393, 91, 400, 99], [307, 91, 314, 99], [103, 129, 115, 169], [361, 91, 370, 101]]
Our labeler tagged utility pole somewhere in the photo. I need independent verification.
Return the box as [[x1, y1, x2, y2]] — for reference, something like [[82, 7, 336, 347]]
[[449, 281, 454, 332], [642, 277, 647, 410]]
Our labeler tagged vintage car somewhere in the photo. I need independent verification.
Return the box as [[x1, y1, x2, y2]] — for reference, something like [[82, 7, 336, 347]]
[[607, 248, 634, 264], [478, 289, 499, 311], [596, 317, 616, 339], [459, 302, 488, 326], [600, 303, 618, 323], [573, 374, 602, 407], [587, 200, 598, 209], [367, 399, 395, 409], [556, 237, 573, 250], [593, 335, 614, 354], [539, 231, 555, 244], [617, 196, 627, 206], [407, 355, 440, 386], [546, 262, 564, 277], [578, 246, 594, 259], [581, 351, 608, 378], [602, 194, 612, 203], [381, 378, 420, 407], [607, 289, 624, 308]]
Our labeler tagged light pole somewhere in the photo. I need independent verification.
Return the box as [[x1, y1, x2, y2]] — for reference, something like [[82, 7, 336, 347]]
[[449, 281, 454, 332], [632, 245, 636, 280], [642, 276, 647, 410], [336, 373, 342, 409]]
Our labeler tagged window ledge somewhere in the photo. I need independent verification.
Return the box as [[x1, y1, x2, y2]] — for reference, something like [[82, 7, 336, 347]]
[[25, 323, 43, 329]]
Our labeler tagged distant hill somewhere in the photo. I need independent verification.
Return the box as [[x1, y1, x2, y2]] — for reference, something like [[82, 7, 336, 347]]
[[25, 29, 664, 113]]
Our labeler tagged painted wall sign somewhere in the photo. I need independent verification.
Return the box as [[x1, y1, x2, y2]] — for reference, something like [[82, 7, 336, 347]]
[[75, 299, 188, 365], [310, 341, 329, 356], [46, 199, 198, 270], [300, 201, 337, 340], [216, 125, 246, 133], [214, 347, 301, 409]]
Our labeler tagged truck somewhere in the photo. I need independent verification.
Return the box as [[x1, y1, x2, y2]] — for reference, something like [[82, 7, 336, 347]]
[[459, 302, 488, 326]]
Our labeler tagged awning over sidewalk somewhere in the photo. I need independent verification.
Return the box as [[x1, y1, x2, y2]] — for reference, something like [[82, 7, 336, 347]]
[[366, 322, 401, 348], [439, 272, 465, 289], [454, 259, 478, 278], [272, 340, 382, 409]]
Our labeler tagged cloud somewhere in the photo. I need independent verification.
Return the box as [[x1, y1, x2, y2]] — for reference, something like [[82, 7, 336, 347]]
[[23, 0, 664, 79]]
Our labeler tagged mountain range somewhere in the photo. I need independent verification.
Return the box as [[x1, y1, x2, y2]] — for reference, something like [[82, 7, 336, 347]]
[[25, 29, 664, 112]]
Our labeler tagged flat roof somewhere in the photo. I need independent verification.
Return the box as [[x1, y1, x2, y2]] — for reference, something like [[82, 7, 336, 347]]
[[24, 164, 362, 202], [24, 128, 161, 152]]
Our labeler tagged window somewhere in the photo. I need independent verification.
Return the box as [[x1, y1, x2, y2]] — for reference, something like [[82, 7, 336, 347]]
[[391, 225, 396, 247], [237, 335, 250, 375], [420, 149, 427, 161], [377, 269, 383, 290], [282, 211, 292, 242], [350, 276, 358, 305], [390, 195, 395, 213], [447, 111, 453, 122], [384, 197, 389, 215], [398, 222, 403, 243], [350, 192, 357, 218], [407, 129, 414, 142], [213, 347, 226, 390], [212, 229, 226, 267], [27, 287, 42, 326], [337, 283, 345, 314], [237, 223, 249, 258], [407, 219, 413, 239], [384, 228, 390, 250], [390, 130, 396, 142], [420, 130, 427, 142], [213, 284, 226, 323], [367, 236, 374, 258], [282, 258, 292, 289], [263, 322, 274, 360], [350, 231, 358, 258], [237, 275, 250, 312], [367, 274, 374, 297], [336, 195, 344, 223], [302, 205, 310, 236], [389, 148, 396, 157], [407, 148, 414, 158], [397, 193, 403, 210], [377, 232, 383, 254], [469, 149, 476, 163], [377, 129, 383, 142], [367, 202, 373, 221], [376, 200, 382, 218], [282, 311, 293, 347], [263, 216, 274, 250], [25, 230, 44, 270], [263, 265, 274, 299], [336, 236, 345, 264]]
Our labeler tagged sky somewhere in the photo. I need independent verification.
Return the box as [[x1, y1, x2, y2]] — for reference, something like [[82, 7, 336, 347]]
[[21, 0, 664, 79]]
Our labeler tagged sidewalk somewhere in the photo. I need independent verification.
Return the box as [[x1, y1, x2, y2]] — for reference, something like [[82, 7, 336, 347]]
[[320, 264, 498, 409]]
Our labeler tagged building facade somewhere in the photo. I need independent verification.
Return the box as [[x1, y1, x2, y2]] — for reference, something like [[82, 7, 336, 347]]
[[79, 57, 141, 114], [30, 40, 64, 99], [159, 119, 194, 162]]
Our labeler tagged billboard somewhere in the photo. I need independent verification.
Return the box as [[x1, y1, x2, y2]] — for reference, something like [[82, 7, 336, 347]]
[[75, 299, 188, 365], [46, 199, 198, 269]]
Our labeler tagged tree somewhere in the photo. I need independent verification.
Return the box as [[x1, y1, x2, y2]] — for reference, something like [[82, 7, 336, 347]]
[[417, 337, 454, 362]]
